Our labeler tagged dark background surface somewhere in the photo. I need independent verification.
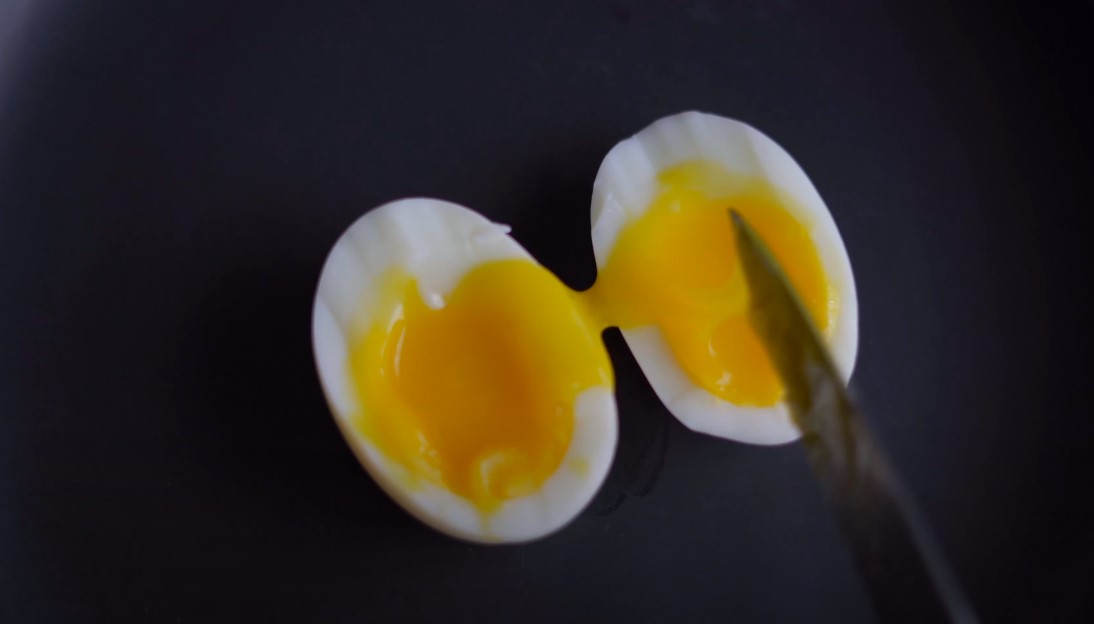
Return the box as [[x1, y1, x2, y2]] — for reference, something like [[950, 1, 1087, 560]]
[[2, 1, 1093, 621]]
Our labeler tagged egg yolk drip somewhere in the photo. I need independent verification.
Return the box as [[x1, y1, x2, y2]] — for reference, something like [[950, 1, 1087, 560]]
[[588, 160, 835, 406], [349, 260, 612, 512], [347, 160, 833, 511]]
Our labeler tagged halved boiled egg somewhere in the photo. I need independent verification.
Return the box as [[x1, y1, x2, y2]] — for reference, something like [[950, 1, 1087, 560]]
[[314, 113, 858, 541], [588, 111, 859, 445], [312, 199, 617, 543]]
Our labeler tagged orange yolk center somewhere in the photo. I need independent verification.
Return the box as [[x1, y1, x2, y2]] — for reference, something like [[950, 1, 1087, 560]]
[[588, 160, 834, 406], [348, 260, 612, 511], [347, 160, 834, 511]]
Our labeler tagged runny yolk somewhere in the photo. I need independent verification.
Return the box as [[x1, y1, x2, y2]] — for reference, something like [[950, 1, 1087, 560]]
[[348, 260, 612, 512], [348, 159, 834, 511], [587, 160, 835, 406]]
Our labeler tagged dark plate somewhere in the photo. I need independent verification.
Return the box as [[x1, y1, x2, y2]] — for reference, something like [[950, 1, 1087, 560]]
[[2, 1, 1093, 622]]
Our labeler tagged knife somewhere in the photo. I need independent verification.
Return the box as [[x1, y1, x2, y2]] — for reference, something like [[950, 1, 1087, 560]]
[[729, 210, 979, 624]]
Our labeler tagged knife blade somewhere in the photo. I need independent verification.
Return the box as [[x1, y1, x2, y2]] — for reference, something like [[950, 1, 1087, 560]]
[[729, 210, 978, 624]]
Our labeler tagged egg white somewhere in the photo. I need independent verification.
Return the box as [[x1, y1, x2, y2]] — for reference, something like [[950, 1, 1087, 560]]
[[590, 112, 859, 445], [313, 198, 617, 543]]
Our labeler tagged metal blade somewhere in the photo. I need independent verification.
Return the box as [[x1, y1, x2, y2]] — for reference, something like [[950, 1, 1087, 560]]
[[729, 210, 978, 624]]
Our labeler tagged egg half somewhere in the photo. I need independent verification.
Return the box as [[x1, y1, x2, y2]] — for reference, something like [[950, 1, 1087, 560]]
[[588, 111, 859, 445], [312, 199, 617, 543]]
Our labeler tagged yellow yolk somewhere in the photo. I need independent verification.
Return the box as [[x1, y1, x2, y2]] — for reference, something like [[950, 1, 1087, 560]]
[[588, 160, 835, 406], [346, 160, 834, 512], [348, 260, 612, 512]]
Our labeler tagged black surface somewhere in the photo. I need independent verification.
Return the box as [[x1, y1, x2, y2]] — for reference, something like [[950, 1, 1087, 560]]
[[2, 1, 1093, 622]]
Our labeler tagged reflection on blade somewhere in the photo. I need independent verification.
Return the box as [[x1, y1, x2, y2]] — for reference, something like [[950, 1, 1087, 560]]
[[729, 210, 978, 624]]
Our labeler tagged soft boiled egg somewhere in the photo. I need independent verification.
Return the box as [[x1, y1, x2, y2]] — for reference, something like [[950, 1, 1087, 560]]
[[587, 111, 859, 445], [313, 112, 859, 542], [312, 199, 617, 543]]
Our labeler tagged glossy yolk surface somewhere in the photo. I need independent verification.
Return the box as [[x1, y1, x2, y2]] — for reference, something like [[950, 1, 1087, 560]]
[[347, 160, 833, 510], [349, 259, 612, 512], [588, 160, 835, 406]]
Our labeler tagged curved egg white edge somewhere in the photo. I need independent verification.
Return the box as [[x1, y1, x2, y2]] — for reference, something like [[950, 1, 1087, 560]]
[[312, 198, 617, 543], [590, 111, 860, 446]]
